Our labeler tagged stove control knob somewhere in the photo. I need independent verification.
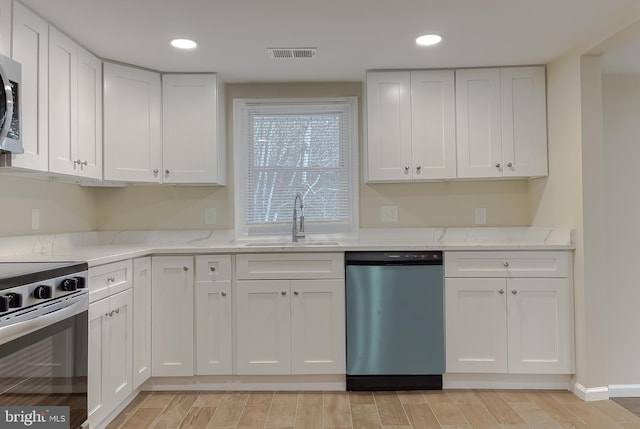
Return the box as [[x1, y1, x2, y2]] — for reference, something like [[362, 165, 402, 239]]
[[4, 293, 22, 308], [33, 285, 53, 299], [60, 278, 78, 292], [0, 296, 9, 312], [73, 277, 86, 289]]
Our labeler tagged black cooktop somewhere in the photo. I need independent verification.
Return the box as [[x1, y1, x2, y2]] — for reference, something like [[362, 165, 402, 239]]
[[0, 261, 88, 290]]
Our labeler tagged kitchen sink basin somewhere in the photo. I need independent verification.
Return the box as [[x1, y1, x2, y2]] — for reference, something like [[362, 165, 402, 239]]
[[242, 241, 340, 247]]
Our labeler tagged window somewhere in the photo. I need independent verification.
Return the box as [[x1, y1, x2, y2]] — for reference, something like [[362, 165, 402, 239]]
[[234, 98, 358, 239]]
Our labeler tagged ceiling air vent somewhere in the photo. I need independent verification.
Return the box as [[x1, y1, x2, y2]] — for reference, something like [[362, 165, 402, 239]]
[[267, 48, 317, 59]]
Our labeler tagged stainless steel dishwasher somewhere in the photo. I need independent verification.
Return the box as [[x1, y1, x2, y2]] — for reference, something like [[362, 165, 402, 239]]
[[345, 251, 444, 390]]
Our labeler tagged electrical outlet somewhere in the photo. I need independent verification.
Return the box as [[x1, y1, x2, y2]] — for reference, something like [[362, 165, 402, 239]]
[[475, 207, 487, 225], [381, 205, 398, 223], [204, 207, 217, 225], [31, 208, 40, 230]]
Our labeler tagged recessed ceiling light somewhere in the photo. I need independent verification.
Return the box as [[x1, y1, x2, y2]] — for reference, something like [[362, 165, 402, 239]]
[[170, 38, 197, 49], [416, 34, 442, 47]]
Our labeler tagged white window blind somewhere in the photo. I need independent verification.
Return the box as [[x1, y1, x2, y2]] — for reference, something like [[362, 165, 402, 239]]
[[235, 99, 358, 237]]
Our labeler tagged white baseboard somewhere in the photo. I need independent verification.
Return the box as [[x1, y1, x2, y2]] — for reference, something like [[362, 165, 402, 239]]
[[443, 373, 571, 390], [608, 384, 640, 398], [572, 381, 609, 401], [143, 374, 346, 391]]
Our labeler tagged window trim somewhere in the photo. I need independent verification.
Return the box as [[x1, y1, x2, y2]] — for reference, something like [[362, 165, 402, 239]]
[[233, 97, 359, 241]]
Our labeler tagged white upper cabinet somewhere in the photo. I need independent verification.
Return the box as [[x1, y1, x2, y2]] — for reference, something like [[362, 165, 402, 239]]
[[103, 62, 162, 182], [456, 66, 547, 178], [49, 28, 102, 180], [162, 74, 226, 185], [366, 70, 456, 182], [0, 0, 11, 57], [11, 3, 49, 171]]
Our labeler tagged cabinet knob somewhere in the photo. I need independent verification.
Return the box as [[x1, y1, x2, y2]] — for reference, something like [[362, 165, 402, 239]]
[[499, 289, 505, 294], [495, 163, 501, 168], [153, 169, 159, 176], [210, 266, 216, 272], [512, 289, 518, 295], [80, 160, 88, 166], [404, 165, 410, 174], [221, 291, 227, 297], [507, 162, 513, 168], [165, 169, 170, 175], [503, 262, 509, 268], [294, 290, 299, 295], [183, 266, 189, 271], [416, 166, 422, 174], [281, 291, 287, 296]]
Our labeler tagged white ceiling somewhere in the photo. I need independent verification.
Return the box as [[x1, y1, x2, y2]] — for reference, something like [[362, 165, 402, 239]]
[[19, 0, 640, 82]]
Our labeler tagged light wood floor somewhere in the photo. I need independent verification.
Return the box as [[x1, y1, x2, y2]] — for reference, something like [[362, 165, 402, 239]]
[[105, 390, 640, 429]]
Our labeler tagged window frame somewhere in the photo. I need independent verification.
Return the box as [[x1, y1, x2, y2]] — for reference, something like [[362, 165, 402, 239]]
[[233, 97, 359, 241]]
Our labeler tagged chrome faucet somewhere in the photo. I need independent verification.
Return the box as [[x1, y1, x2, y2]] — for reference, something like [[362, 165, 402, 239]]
[[292, 192, 306, 242]]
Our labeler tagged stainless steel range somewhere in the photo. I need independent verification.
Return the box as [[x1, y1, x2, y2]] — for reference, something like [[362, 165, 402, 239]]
[[0, 261, 89, 429]]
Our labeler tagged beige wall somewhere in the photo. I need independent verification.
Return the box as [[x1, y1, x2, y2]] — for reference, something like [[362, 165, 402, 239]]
[[602, 74, 640, 386], [94, 82, 531, 231], [0, 175, 97, 236]]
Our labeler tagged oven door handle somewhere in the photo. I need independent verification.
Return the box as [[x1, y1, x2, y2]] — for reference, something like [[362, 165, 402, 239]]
[[0, 295, 87, 346]]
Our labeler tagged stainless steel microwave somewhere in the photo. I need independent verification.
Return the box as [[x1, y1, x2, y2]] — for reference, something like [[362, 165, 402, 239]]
[[0, 55, 22, 154]]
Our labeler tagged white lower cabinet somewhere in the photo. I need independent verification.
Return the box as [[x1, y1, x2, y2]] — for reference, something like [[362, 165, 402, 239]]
[[88, 288, 133, 428], [132, 257, 152, 388], [195, 255, 233, 375], [235, 253, 345, 376], [151, 256, 194, 376], [445, 251, 573, 375]]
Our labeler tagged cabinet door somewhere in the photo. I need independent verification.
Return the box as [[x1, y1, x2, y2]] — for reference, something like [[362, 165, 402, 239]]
[[456, 68, 502, 178], [11, 3, 49, 171], [290, 279, 345, 374], [445, 278, 507, 373], [195, 278, 232, 375], [365, 71, 413, 182], [106, 289, 133, 410], [88, 298, 109, 428], [236, 280, 291, 375], [411, 70, 456, 180], [507, 278, 572, 374], [0, 0, 11, 57], [104, 62, 161, 182], [162, 74, 223, 184], [132, 257, 151, 388], [48, 27, 78, 176], [151, 256, 194, 376], [501, 66, 548, 178], [77, 46, 102, 179]]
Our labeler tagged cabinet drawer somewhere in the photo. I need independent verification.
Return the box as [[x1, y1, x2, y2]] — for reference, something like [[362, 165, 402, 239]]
[[88, 259, 133, 302], [445, 251, 570, 278], [195, 255, 232, 282], [236, 253, 344, 280]]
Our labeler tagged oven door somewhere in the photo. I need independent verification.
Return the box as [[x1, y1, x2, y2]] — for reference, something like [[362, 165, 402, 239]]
[[0, 292, 88, 429]]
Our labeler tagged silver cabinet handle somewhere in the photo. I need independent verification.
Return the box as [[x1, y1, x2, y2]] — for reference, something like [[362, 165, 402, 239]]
[[495, 163, 501, 168], [281, 291, 287, 296], [294, 290, 299, 296], [153, 169, 159, 176], [80, 160, 88, 166], [115, 308, 120, 314], [499, 289, 504, 294], [416, 166, 422, 174], [165, 169, 170, 175], [183, 266, 189, 271], [404, 165, 410, 174], [512, 290, 518, 295], [503, 262, 509, 268], [107, 277, 115, 283], [221, 291, 227, 297], [210, 266, 216, 272], [507, 162, 513, 168]]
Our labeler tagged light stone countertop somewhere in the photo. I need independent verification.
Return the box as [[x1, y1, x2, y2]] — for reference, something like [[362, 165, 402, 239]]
[[0, 227, 574, 267]]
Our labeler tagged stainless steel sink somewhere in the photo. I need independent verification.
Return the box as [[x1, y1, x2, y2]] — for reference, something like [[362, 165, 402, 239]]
[[242, 241, 340, 247]]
